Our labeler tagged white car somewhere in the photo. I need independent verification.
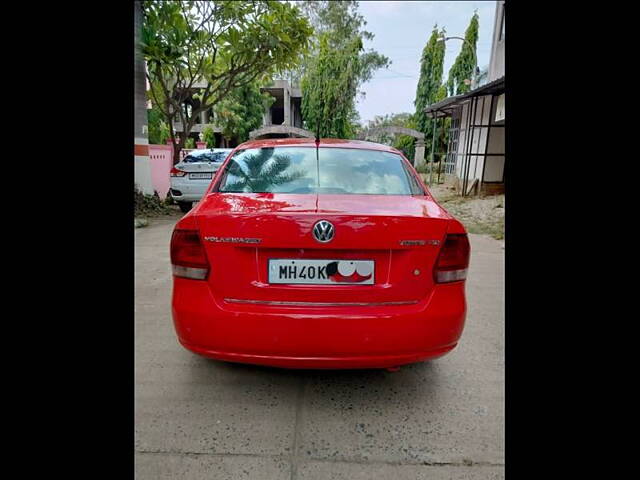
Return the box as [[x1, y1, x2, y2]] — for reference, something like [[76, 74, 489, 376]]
[[170, 149, 233, 212]]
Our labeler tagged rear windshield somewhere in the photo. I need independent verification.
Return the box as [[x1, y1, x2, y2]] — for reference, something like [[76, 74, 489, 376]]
[[183, 151, 231, 163], [217, 147, 423, 195]]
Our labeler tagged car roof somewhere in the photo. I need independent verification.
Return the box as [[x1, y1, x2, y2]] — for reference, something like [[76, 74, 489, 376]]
[[234, 138, 403, 155]]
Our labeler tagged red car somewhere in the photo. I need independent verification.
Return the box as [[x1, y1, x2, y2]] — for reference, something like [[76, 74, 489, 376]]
[[170, 138, 470, 370]]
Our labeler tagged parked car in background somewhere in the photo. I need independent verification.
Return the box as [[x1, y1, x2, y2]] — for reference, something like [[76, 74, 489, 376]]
[[170, 138, 470, 370], [170, 149, 233, 212]]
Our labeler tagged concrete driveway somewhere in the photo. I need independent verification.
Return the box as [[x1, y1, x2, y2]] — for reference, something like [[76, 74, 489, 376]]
[[135, 216, 504, 479]]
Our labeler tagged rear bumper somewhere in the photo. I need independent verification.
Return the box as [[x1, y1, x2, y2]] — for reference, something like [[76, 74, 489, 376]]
[[169, 178, 210, 202], [170, 192, 202, 202], [172, 279, 466, 369], [179, 340, 456, 369]]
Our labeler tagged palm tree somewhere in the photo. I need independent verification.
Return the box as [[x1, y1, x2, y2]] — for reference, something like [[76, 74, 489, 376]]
[[223, 148, 307, 192]]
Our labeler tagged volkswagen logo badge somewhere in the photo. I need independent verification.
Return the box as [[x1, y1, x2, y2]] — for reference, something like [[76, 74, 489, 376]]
[[313, 220, 335, 243]]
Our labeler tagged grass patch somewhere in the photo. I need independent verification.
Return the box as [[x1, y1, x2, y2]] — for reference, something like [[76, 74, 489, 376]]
[[461, 217, 504, 240], [430, 184, 505, 240]]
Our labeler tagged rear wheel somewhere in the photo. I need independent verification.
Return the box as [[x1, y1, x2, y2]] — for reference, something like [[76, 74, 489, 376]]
[[177, 201, 192, 213]]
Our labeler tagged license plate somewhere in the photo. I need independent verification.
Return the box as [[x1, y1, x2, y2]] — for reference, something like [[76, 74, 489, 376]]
[[268, 259, 374, 285], [189, 172, 212, 179]]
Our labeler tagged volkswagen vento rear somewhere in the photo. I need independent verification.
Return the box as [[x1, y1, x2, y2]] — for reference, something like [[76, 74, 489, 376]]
[[170, 138, 470, 369]]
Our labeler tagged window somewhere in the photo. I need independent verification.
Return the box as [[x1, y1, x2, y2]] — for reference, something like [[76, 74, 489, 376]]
[[217, 147, 423, 195], [499, 7, 505, 41], [183, 150, 231, 163], [446, 109, 461, 175]]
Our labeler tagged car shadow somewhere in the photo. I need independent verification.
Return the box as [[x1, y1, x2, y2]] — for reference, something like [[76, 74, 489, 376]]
[[192, 356, 439, 411]]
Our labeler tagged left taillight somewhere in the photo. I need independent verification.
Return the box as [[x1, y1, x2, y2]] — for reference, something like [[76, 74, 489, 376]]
[[170, 166, 187, 177], [170, 229, 209, 280]]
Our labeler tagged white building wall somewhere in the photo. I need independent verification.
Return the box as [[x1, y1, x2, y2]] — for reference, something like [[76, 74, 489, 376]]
[[134, 137, 154, 194], [487, 125, 504, 155], [484, 127, 504, 182], [455, 95, 497, 186], [483, 156, 504, 182], [483, 91, 505, 182], [134, 156, 154, 193], [455, 103, 468, 177], [446, 2, 504, 192]]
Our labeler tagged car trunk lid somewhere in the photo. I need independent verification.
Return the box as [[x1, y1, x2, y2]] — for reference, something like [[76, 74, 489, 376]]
[[196, 192, 452, 304]]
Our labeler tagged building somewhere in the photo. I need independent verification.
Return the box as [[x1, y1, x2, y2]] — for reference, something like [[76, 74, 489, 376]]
[[250, 80, 313, 140], [167, 79, 313, 147], [260, 80, 304, 130], [425, 1, 505, 196]]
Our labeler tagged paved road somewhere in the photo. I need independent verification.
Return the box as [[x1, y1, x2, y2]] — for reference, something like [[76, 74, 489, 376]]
[[135, 216, 504, 479]]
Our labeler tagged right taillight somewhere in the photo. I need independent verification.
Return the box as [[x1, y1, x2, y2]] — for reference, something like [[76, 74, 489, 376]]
[[434, 234, 470, 283], [170, 229, 210, 280], [170, 166, 187, 177]]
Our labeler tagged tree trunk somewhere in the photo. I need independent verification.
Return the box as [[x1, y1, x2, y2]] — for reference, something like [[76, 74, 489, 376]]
[[165, 111, 182, 166], [173, 132, 185, 165]]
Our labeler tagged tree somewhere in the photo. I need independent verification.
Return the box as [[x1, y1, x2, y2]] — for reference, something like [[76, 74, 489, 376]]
[[296, 1, 389, 138], [446, 12, 479, 96], [147, 106, 170, 144], [392, 114, 420, 161], [213, 82, 275, 146], [141, 1, 313, 163], [301, 34, 363, 138], [297, 1, 389, 85], [355, 112, 420, 161], [223, 148, 304, 192], [201, 125, 216, 148], [413, 26, 446, 159], [361, 114, 395, 145], [360, 112, 414, 145]]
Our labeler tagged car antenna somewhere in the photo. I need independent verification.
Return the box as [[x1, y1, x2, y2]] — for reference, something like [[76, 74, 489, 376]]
[[315, 114, 321, 192], [315, 69, 327, 192]]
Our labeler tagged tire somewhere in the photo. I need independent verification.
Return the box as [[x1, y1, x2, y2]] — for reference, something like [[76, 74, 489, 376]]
[[177, 201, 192, 213]]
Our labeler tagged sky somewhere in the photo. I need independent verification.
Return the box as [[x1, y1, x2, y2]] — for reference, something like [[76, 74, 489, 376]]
[[356, 1, 497, 124]]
